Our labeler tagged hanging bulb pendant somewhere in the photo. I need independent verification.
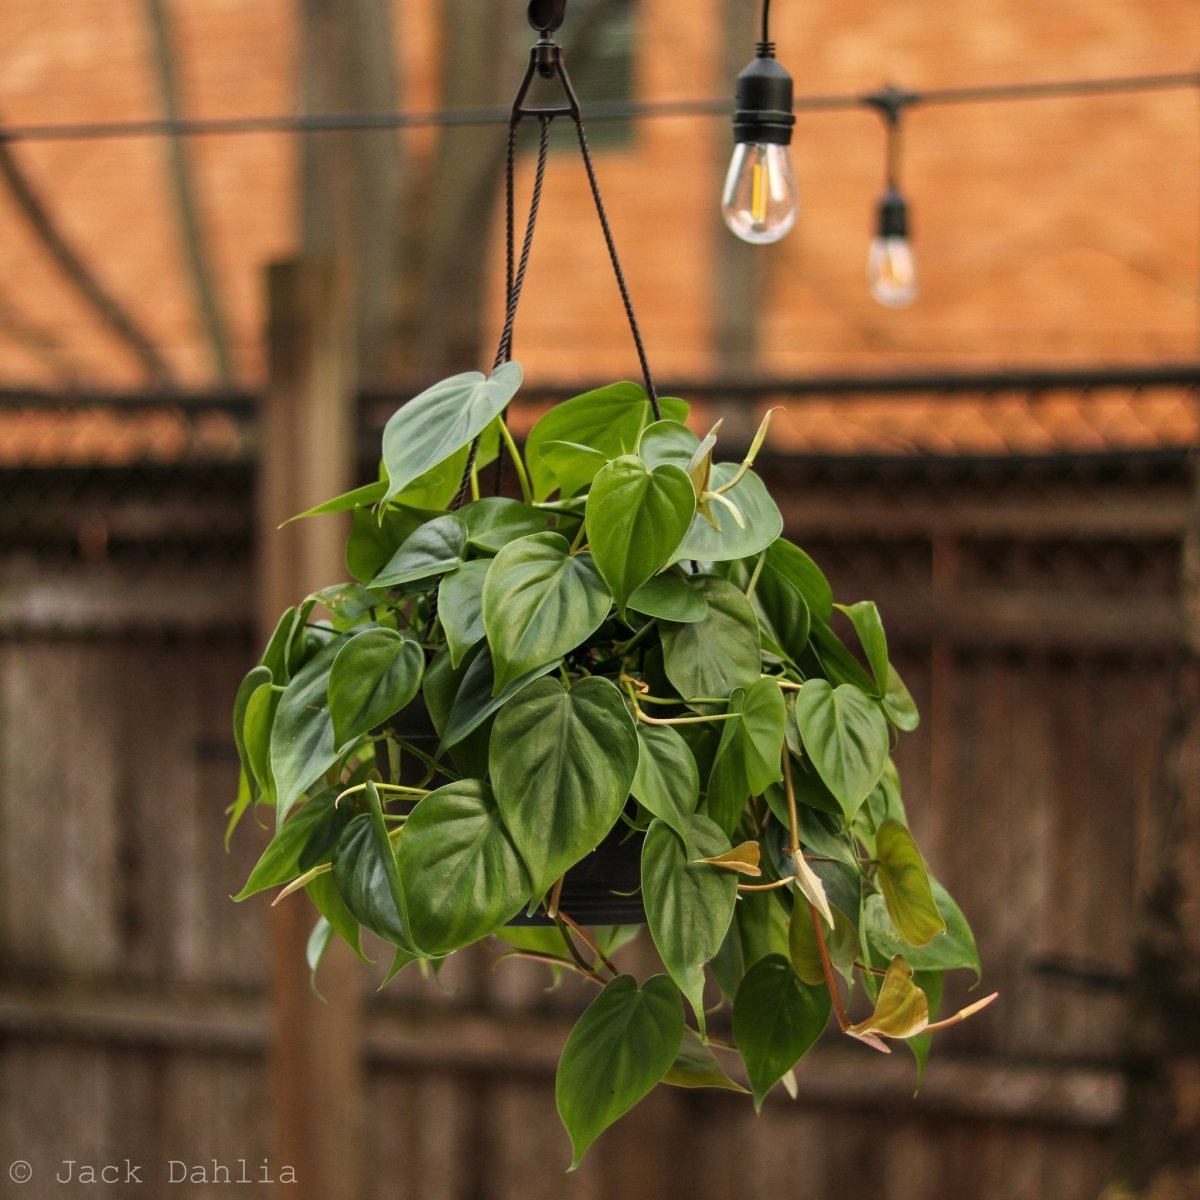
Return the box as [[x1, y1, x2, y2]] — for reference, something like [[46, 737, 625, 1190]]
[[723, 141, 798, 244], [723, 43, 798, 245], [868, 187, 918, 307]]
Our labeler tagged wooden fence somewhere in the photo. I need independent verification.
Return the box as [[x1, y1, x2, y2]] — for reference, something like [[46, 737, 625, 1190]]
[[0, 445, 1187, 1199]]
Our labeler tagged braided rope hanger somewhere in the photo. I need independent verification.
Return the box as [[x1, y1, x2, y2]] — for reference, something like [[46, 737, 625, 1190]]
[[452, 0, 662, 512]]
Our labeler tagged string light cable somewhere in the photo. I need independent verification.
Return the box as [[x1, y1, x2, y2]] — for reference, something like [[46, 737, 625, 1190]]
[[0, 70, 1196, 143]]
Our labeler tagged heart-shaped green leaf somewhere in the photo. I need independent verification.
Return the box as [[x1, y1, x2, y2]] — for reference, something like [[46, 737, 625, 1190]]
[[233, 665, 272, 793], [631, 723, 700, 845], [556, 974, 684, 1168], [234, 788, 349, 901], [242, 681, 280, 802], [345, 505, 422, 584], [482, 532, 611, 693], [585, 455, 696, 611], [437, 560, 489, 669], [733, 954, 831, 1110], [525, 381, 688, 500], [332, 812, 420, 954], [835, 600, 889, 692], [536, 440, 610, 499], [874, 821, 949, 948], [437, 645, 560, 752], [370, 514, 467, 589], [627, 572, 709, 622], [457, 497, 559, 553], [382, 363, 522, 504], [664, 1029, 748, 1092], [672, 466, 782, 564], [394, 780, 531, 954], [489, 676, 638, 895], [638, 419, 700, 472], [765, 539, 833, 622], [883, 662, 920, 731], [641, 816, 739, 1032], [660, 576, 760, 701], [706, 678, 787, 836], [862, 880, 980, 978], [270, 639, 343, 831], [792, 680, 889, 820], [327, 629, 424, 748]]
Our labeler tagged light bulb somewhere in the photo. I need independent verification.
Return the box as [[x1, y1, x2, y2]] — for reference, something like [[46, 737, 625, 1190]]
[[722, 142, 799, 245], [867, 237, 917, 307], [868, 188, 917, 307]]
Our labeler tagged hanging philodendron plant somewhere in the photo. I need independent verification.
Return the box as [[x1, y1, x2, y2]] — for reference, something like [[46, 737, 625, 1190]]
[[230, 363, 996, 1167]]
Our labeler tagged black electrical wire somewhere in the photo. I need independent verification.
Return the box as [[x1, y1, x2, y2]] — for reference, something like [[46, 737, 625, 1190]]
[[0, 70, 1196, 143]]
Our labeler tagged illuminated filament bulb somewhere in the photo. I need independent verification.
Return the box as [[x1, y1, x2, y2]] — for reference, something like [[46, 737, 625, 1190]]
[[722, 142, 799, 244], [868, 188, 917, 307]]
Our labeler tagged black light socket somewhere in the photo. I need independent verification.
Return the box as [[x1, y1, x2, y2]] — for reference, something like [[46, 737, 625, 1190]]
[[876, 188, 910, 239], [732, 44, 796, 146]]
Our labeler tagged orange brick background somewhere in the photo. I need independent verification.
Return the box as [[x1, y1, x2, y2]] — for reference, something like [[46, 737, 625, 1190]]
[[0, 0, 1196, 390]]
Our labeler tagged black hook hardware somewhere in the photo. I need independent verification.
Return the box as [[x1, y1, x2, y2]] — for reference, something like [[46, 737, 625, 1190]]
[[528, 0, 567, 36]]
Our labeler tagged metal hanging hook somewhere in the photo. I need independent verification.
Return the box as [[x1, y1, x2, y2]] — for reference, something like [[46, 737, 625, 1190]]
[[527, 0, 567, 36]]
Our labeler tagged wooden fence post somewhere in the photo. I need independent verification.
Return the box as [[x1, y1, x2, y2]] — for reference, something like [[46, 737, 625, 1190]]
[[259, 258, 363, 1200]]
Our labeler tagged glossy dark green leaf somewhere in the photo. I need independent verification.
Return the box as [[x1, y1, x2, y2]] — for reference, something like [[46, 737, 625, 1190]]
[[370, 514, 467, 589], [394, 780, 531, 954], [327, 629, 424, 748], [808, 619, 878, 694], [664, 1029, 748, 1093], [638, 419, 700, 472], [631, 723, 700, 845], [345, 505, 422, 585], [489, 676, 638, 895], [457, 497, 558, 553], [642, 816, 739, 1031], [752, 563, 811, 662], [863, 878, 979, 977], [556, 974, 684, 1168], [788, 896, 861, 985], [706, 678, 786, 836], [306, 869, 367, 961], [269, 638, 343, 830], [908, 971, 943, 1083], [792, 680, 889, 820], [660, 576, 760, 701], [835, 600, 889, 692], [482, 532, 611, 693], [242, 681, 280, 801], [259, 606, 298, 683], [233, 665, 272, 793], [875, 819, 947, 948], [393, 427, 500, 510], [672, 466, 782, 564], [233, 788, 348, 900], [764, 539, 833, 622], [733, 954, 831, 1109], [585, 455, 696, 611], [332, 812, 420, 954], [627, 572, 709, 622], [437, 559, 489, 668], [381, 363, 523, 504], [438, 645, 560, 752], [525, 381, 688, 500]]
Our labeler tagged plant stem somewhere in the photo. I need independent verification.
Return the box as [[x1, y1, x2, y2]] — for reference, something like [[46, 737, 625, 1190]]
[[493, 950, 606, 987], [558, 912, 620, 977], [554, 914, 603, 982], [782, 747, 801, 856], [335, 780, 429, 808], [496, 418, 533, 504], [745, 549, 768, 601], [737, 877, 794, 892], [569, 520, 588, 554], [924, 992, 1000, 1032], [809, 902, 851, 1031]]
